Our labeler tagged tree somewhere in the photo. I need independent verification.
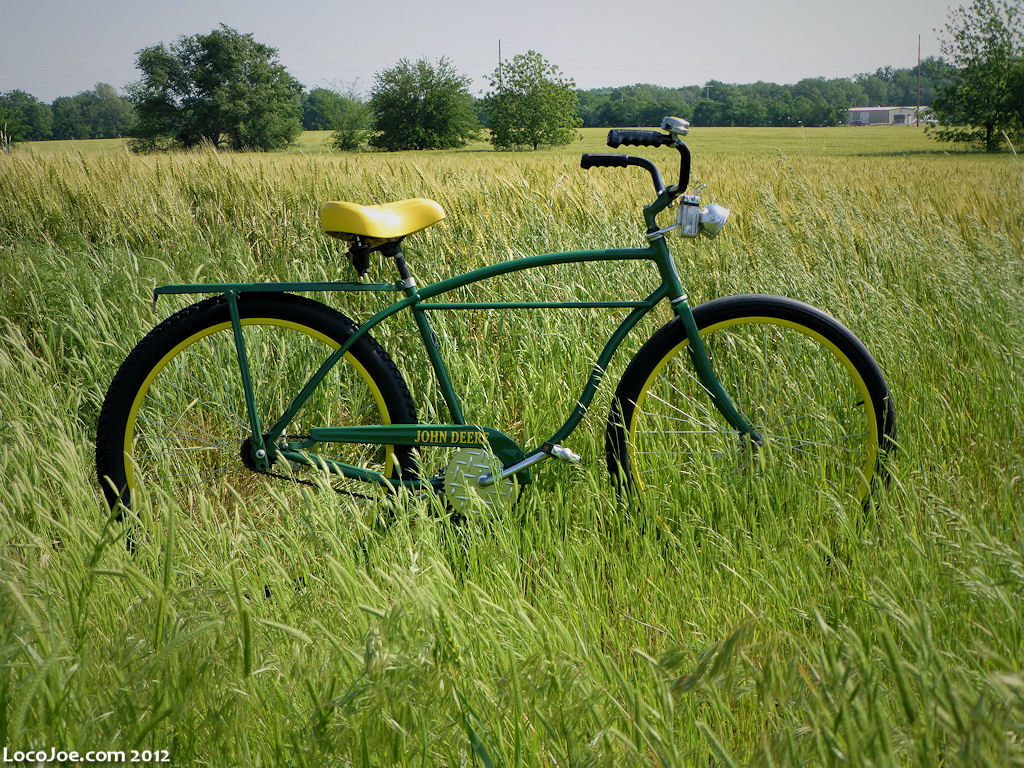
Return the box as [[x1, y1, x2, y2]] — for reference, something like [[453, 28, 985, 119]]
[[302, 88, 346, 130], [51, 96, 85, 140], [484, 51, 581, 150], [577, 84, 699, 127], [88, 83, 136, 138], [129, 25, 303, 152], [368, 58, 479, 151], [0, 103, 24, 150], [329, 93, 371, 152], [299, 85, 370, 151], [0, 90, 52, 140], [929, 0, 1024, 151], [52, 84, 134, 140], [1009, 58, 1024, 133]]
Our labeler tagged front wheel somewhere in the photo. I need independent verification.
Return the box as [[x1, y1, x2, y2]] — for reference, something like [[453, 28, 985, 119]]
[[96, 293, 419, 515], [607, 295, 896, 506]]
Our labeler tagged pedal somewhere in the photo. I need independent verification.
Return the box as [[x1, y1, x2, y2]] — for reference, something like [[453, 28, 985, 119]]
[[549, 444, 582, 464]]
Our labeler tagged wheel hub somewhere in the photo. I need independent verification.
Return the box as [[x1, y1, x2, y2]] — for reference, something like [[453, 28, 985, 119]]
[[239, 434, 275, 472]]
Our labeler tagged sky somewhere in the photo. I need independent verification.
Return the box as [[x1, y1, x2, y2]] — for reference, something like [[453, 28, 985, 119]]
[[0, 0, 956, 103]]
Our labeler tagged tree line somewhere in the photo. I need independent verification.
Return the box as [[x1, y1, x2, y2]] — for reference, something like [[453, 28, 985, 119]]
[[578, 60, 954, 129], [0, 84, 135, 143], [0, 60, 953, 144], [1, 0, 1021, 153]]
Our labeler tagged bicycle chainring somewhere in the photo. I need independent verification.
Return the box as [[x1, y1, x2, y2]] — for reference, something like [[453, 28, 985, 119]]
[[443, 448, 519, 515]]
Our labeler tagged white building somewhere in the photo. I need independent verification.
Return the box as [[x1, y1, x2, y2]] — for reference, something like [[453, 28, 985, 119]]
[[847, 106, 929, 125]]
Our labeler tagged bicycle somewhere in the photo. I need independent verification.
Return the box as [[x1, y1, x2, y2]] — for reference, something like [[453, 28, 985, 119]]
[[96, 117, 897, 518]]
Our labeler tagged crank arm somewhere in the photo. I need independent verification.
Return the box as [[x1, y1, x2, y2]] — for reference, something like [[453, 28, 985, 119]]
[[477, 443, 581, 487]]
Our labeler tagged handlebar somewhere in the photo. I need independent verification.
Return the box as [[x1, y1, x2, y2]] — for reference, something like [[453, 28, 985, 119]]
[[581, 154, 665, 194], [580, 128, 692, 199]]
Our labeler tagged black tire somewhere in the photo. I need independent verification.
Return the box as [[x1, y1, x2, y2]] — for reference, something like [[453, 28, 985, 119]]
[[96, 293, 418, 513], [607, 295, 896, 505]]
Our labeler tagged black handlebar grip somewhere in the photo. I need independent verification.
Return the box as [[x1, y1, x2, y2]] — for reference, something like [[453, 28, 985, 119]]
[[580, 153, 631, 169], [580, 153, 665, 194], [606, 129, 674, 148]]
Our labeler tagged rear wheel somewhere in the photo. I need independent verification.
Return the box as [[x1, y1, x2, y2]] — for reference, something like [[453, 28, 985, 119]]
[[96, 293, 418, 515], [607, 295, 896, 506]]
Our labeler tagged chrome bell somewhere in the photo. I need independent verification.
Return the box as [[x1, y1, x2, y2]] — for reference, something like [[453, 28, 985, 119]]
[[698, 203, 730, 238], [661, 116, 690, 136]]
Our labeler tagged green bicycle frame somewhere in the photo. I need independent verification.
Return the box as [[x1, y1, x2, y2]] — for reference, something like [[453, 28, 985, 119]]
[[153, 187, 756, 489]]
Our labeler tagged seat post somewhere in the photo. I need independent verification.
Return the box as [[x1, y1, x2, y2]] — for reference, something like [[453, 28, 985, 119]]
[[382, 241, 415, 290]]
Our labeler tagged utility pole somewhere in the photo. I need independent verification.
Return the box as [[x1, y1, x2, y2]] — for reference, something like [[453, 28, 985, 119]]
[[498, 39, 503, 90], [916, 34, 921, 127]]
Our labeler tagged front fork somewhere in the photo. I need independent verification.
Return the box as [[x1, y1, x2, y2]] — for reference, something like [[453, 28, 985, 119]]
[[653, 239, 762, 444]]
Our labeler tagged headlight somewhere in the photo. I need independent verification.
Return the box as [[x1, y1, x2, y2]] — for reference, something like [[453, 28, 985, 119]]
[[698, 203, 730, 238], [677, 196, 730, 239]]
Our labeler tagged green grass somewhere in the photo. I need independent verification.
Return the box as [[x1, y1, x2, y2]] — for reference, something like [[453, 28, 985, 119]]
[[1, 127, 1023, 766]]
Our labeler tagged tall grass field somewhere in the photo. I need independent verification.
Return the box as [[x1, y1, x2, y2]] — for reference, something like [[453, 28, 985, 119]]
[[1, 126, 1023, 765]]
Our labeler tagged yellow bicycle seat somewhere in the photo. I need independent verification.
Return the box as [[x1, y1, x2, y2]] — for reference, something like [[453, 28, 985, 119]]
[[320, 198, 445, 241]]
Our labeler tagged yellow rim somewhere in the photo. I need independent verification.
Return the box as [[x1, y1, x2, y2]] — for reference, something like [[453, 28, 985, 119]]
[[627, 316, 880, 501], [123, 317, 395, 497]]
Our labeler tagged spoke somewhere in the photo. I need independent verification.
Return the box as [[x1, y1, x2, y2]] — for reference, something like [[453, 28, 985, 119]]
[[769, 350, 847, 425], [772, 435, 869, 454], [675, 354, 718, 399], [635, 428, 730, 436], [765, 334, 802, 407], [173, 468, 246, 493], [266, 329, 303, 423], [781, 413, 866, 439], [775, 423, 869, 445], [131, 444, 232, 461], [657, 372, 728, 432], [136, 406, 240, 448], [211, 335, 240, 422], [756, 330, 820, 420], [637, 399, 727, 434], [133, 431, 238, 450], [161, 366, 251, 433], [635, 447, 737, 459], [637, 459, 701, 475], [778, 460, 843, 490], [159, 466, 241, 484], [344, 399, 378, 423], [640, 387, 697, 419], [725, 334, 744, 413], [704, 331, 763, 428], [636, 450, 743, 475], [641, 407, 725, 436], [774, 395, 864, 431], [783, 442, 860, 470]]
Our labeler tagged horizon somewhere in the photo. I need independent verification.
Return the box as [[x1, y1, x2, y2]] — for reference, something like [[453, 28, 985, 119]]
[[1, 0, 953, 104]]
